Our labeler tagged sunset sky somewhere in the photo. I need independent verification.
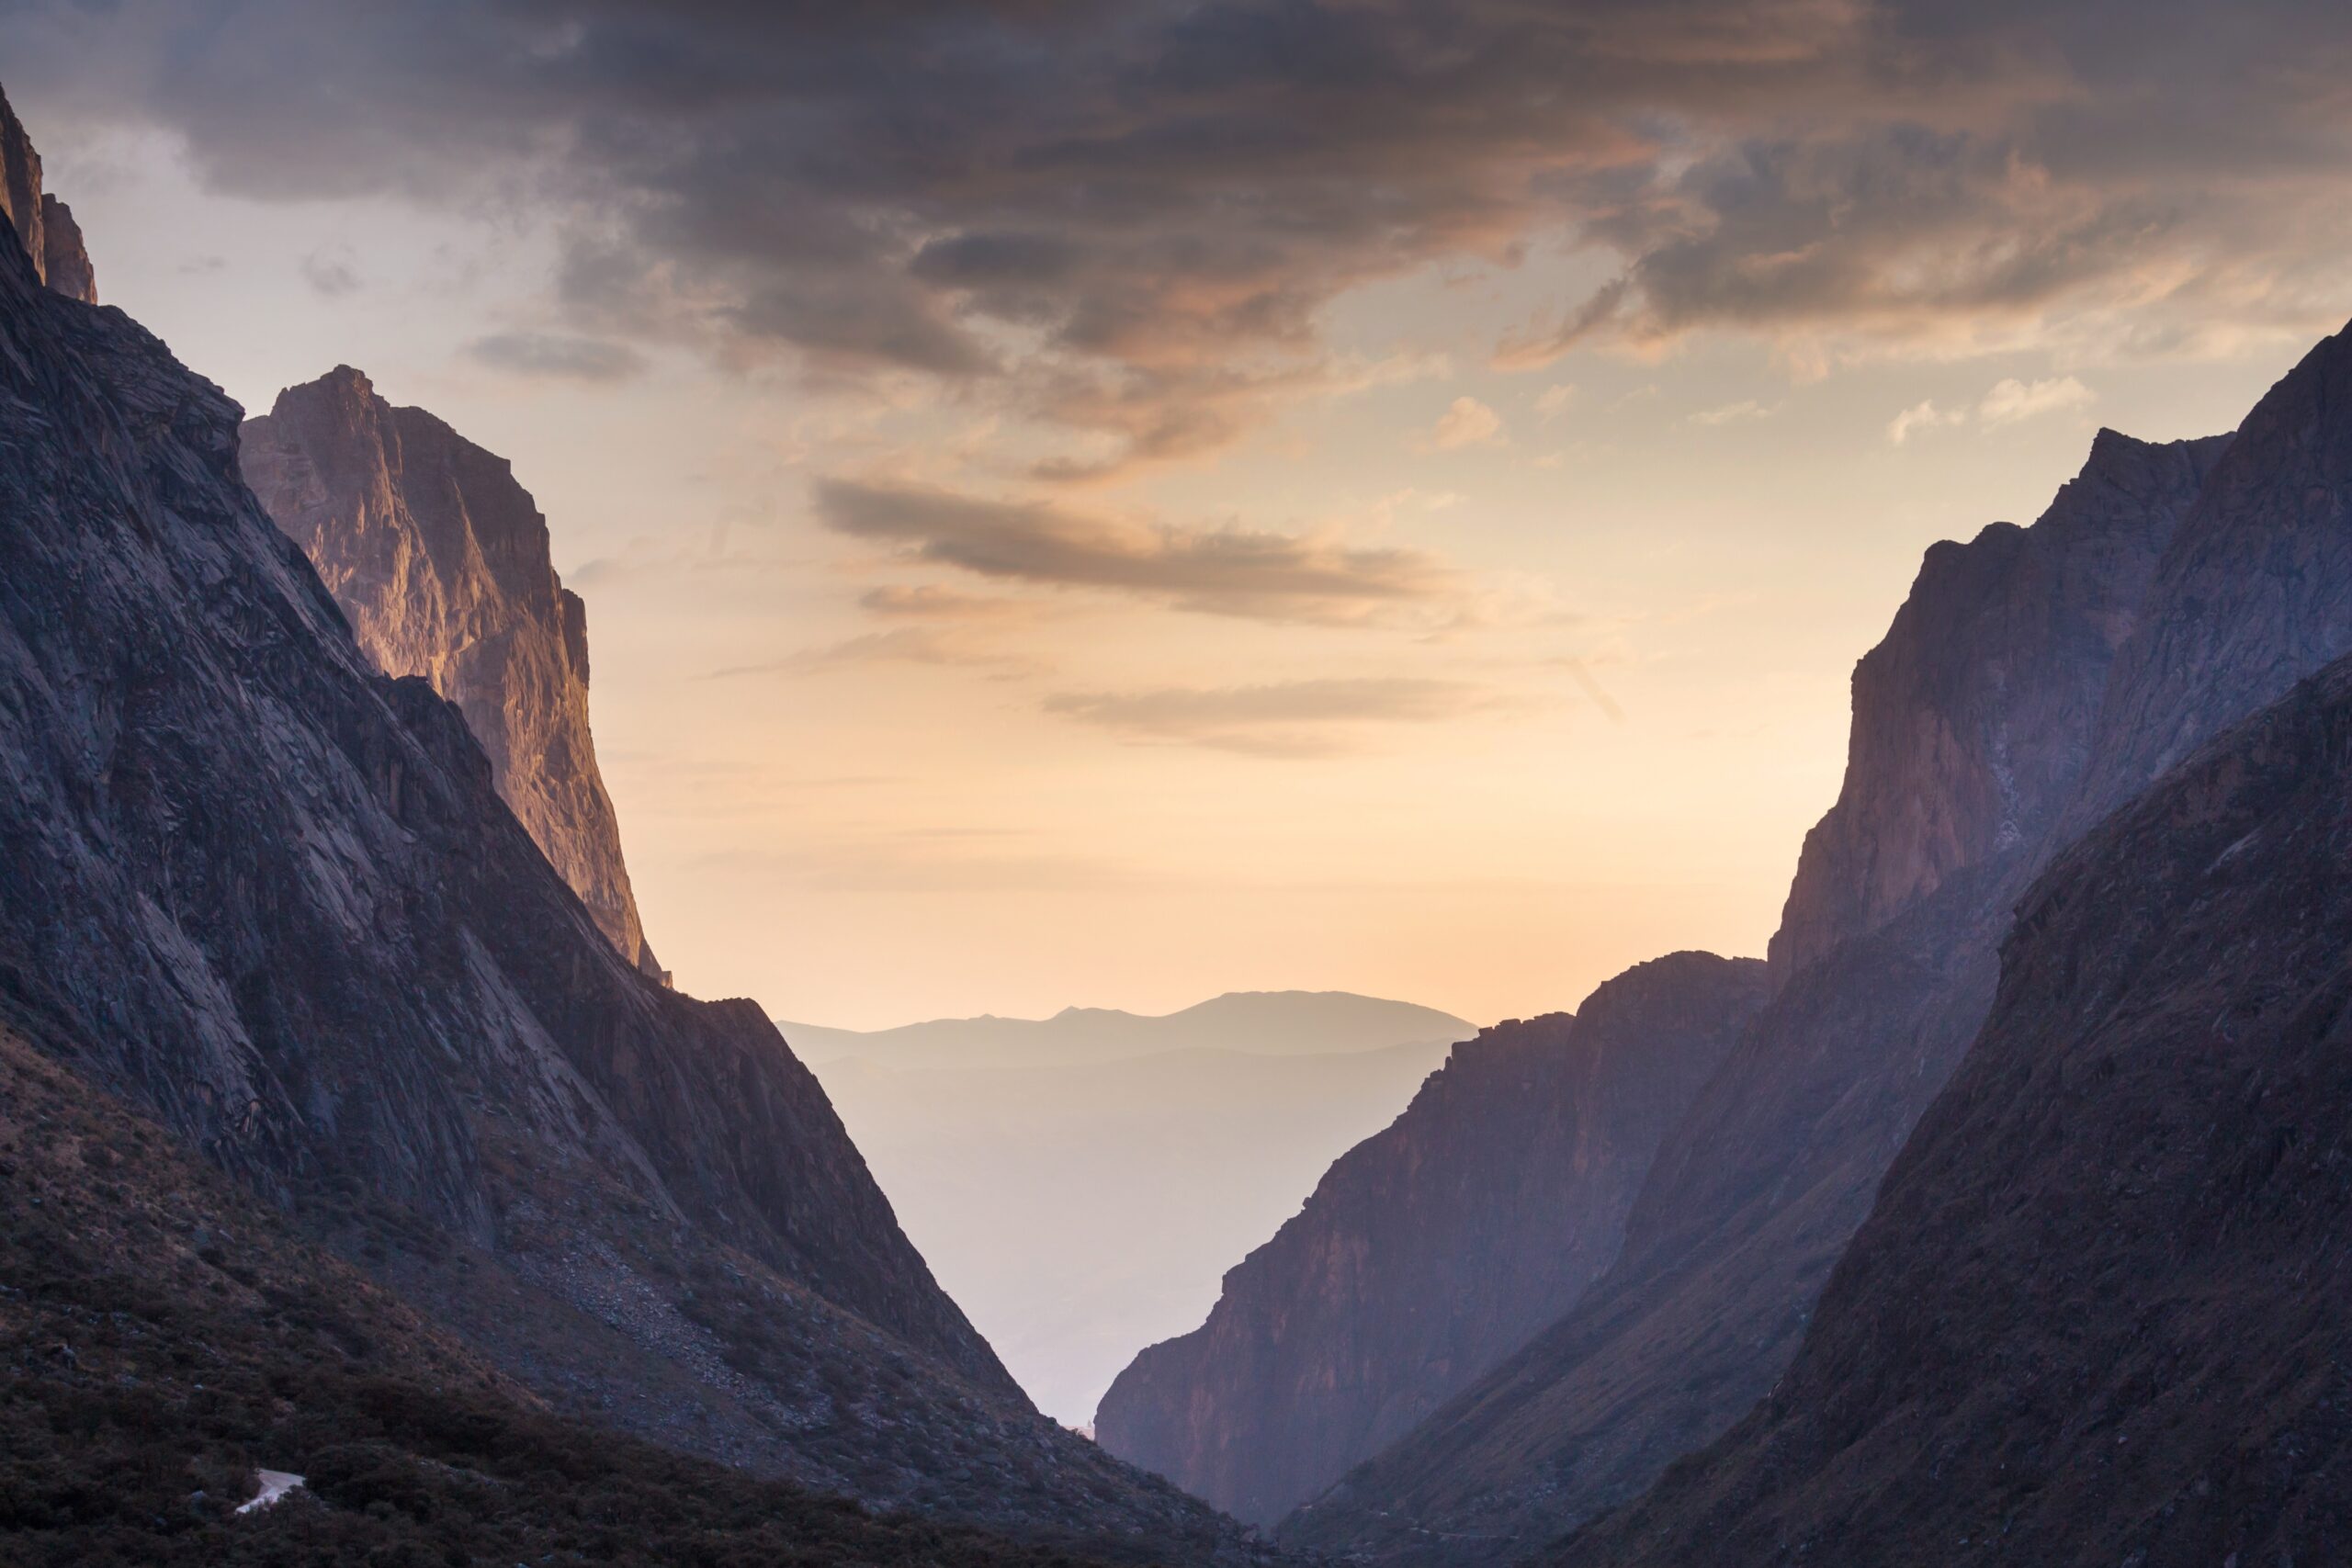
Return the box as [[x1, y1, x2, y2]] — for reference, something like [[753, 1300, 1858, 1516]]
[[9, 1, 2349, 1028]]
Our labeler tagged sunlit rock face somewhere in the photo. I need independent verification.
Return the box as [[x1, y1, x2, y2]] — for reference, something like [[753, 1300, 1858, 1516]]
[[241, 367, 662, 978], [0, 90, 98, 304], [39, 194, 95, 303], [1095, 951, 1769, 1527]]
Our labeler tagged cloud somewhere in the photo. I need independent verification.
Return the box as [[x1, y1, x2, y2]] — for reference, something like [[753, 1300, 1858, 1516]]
[[1976, 374, 2095, 429], [1044, 677, 1498, 757], [1534, 384, 1578, 423], [1886, 375, 2096, 443], [707, 626, 1036, 680], [1690, 399, 1772, 426], [1887, 398, 1965, 444], [858, 585, 1037, 620], [18, 0, 2352, 472], [465, 332, 647, 383], [814, 479, 1464, 626], [299, 245, 359, 297], [1428, 396, 1506, 450]]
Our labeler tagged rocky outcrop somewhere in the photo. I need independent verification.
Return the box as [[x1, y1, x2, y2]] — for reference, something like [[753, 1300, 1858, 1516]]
[[0, 85, 43, 286], [241, 369, 658, 976], [1097, 953, 1768, 1527], [0, 87, 96, 303], [40, 191, 95, 303], [1768, 429, 2227, 982], [1282, 430, 2230, 1566], [1559, 653, 2352, 1568], [2070, 320, 2352, 826], [0, 93, 1257, 1559]]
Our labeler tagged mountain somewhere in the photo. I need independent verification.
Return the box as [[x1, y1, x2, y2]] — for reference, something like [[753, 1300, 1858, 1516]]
[[784, 990, 1473, 1071], [814, 1037, 1453, 1428], [0, 85, 1253, 1558], [1557, 652, 2352, 1568], [0, 1014, 1135, 1568], [1279, 426, 2231, 1563], [240, 367, 660, 976], [1097, 953, 1770, 1527], [0, 87, 96, 305]]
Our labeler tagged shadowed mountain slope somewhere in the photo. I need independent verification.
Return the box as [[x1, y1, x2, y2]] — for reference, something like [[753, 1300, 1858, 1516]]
[[1281, 425, 2233, 1564], [1097, 953, 1768, 1527], [1558, 651, 2352, 1568], [0, 1020, 1151, 1568], [0, 83, 1258, 1558]]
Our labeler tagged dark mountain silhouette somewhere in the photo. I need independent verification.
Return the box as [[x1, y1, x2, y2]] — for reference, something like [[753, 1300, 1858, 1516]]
[[1096, 953, 1768, 1526], [0, 1015, 1150, 1568], [0, 83, 1257, 1559], [241, 367, 662, 977], [1278, 427, 2233, 1563], [1558, 649, 2352, 1568]]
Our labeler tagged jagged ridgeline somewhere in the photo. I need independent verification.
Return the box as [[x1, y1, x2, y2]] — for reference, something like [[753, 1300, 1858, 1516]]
[[1168, 321, 2352, 1567], [0, 84, 1260, 1560]]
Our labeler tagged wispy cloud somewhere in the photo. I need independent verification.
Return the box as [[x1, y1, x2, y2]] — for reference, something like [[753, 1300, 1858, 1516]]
[[1976, 375, 2095, 429], [1428, 396, 1507, 450], [707, 626, 1037, 680], [814, 479, 1465, 626], [1690, 400, 1773, 426], [1887, 375, 2097, 443], [465, 332, 647, 383], [299, 245, 360, 298], [1043, 677, 1502, 757]]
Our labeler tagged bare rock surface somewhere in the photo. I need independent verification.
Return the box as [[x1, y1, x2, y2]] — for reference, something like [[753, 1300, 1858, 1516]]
[[38, 192, 93, 303], [1096, 953, 1768, 1527], [1280, 429, 2231, 1566], [1558, 651, 2352, 1568], [0, 89, 1261, 1561], [242, 368, 656, 975]]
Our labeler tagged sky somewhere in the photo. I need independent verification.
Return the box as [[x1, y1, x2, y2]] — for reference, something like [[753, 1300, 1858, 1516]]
[[6, 1, 2351, 1029]]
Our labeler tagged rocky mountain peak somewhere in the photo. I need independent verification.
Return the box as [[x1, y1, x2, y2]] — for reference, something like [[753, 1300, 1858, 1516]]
[[2068, 315, 2352, 826], [241, 368, 661, 976], [1766, 426, 2226, 983], [0, 85, 97, 303]]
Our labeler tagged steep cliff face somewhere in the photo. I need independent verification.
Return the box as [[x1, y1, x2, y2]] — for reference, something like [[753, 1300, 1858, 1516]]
[[1283, 430, 2230, 1566], [2071, 321, 2352, 826], [241, 369, 656, 976], [1769, 430, 2227, 982], [37, 193, 94, 303], [1560, 655, 2352, 1568], [0, 85, 96, 303], [1097, 953, 1768, 1527], [0, 99, 1253, 1558]]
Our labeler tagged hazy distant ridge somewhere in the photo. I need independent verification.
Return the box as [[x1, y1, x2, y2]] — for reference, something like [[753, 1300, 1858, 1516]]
[[781, 990, 1476, 1070]]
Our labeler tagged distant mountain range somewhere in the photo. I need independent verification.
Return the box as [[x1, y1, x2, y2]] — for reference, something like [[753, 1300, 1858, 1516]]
[[796, 991, 1475, 1425], [780, 990, 1474, 1070]]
